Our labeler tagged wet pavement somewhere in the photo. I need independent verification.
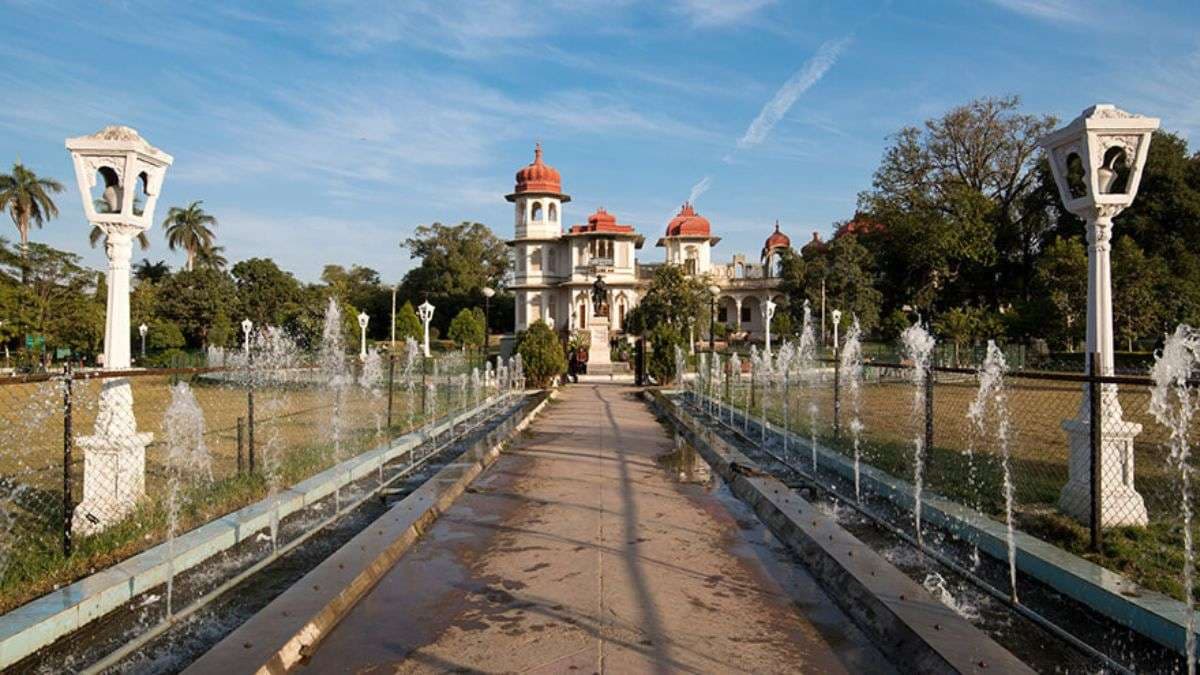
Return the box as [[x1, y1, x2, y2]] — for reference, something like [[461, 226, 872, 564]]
[[302, 384, 891, 674]]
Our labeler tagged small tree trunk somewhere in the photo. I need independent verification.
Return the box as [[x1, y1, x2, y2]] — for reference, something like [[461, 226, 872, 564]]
[[18, 218, 29, 285]]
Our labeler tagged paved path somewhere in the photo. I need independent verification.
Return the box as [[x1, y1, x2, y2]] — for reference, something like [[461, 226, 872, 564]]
[[302, 384, 889, 674]]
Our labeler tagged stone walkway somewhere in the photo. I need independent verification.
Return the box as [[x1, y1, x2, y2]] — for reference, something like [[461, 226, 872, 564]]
[[302, 384, 889, 674]]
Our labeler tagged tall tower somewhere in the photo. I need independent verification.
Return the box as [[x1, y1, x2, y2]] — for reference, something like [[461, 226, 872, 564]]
[[506, 144, 571, 331]]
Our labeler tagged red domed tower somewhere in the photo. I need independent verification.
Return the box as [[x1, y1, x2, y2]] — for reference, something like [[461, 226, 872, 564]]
[[506, 143, 570, 240], [761, 220, 791, 277], [656, 202, 721, 275]]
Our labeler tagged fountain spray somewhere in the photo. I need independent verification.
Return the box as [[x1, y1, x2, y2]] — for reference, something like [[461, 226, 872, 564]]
[[968, 340, 1019, 603], [901, 320, 936, 549], [839, 318, 864, 501], [1150, 325, 1200, 675]]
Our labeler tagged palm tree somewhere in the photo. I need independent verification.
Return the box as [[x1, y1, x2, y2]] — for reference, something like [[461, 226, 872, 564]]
[[0, 162, 64, 281], [133, 258, 171, 283], [194, 244, 228, 272], [162, 200, 217, 271]]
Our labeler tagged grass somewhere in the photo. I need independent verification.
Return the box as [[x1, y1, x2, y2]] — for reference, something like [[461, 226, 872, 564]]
[[0, 371, 475, 614], [705, 370, 1200, 603]]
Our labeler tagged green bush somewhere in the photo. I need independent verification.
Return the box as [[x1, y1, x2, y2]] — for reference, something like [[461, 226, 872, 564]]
[[517, 320, 566, 388], [648, 323, 684, 385], [146, 319, 186, 351], [144, 348, 191, 368], [448, 307, 485, 348]]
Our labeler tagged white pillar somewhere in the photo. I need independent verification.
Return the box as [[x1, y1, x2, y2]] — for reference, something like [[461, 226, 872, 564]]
[[1059, 212, 1147, 527], [74, 227, 151, 534]]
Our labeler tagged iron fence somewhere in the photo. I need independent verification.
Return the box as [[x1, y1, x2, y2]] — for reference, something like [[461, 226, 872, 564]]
[[0, 350, 501, 615], [686, 351, 1196, 605]]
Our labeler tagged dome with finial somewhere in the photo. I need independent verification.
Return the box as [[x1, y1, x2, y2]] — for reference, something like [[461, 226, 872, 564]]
[[665, 202, 712, 237], [512, 142, 563, 195], [762, 220, 791, 256]]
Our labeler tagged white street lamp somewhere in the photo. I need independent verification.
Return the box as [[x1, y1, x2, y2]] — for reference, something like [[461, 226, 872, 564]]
[[138, 323, 148, 360], [831, 309, 842, 351], [761, 298, 777, 356], [357, 311, 370, 360], [66, 125, 172, 534], [1041, 104, 1158, 528], [241, 318, 253, 355], [418, 300, 435, 358]]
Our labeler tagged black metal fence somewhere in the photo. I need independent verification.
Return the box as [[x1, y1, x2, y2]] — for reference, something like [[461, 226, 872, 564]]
[[688, 352, 1194, 603], [0, 351, 493, 614]]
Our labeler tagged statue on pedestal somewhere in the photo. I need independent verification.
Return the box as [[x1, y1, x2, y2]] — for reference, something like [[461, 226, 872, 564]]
[[591, 276, 609, 318]]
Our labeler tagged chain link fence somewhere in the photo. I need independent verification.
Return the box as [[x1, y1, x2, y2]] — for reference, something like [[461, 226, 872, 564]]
[[686, 352, 1195, 604], [0, 347, 499, 615]]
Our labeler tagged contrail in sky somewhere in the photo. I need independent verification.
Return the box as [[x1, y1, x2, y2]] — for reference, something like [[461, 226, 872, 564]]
[[688, 175, 712, 203], [737, 37, 851, 149]]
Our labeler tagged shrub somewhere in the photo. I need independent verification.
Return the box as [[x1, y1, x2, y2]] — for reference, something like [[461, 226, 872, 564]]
[[448, 307, 485, 348], [647, 322, 684, 385], [517, 320, 566, 388]]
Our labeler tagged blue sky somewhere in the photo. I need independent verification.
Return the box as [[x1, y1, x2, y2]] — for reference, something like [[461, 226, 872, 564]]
[[1, 0, 1198, 282]]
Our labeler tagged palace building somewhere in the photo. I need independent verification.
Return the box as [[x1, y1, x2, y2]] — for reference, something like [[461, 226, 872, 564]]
[[506, 144, 790, 342]]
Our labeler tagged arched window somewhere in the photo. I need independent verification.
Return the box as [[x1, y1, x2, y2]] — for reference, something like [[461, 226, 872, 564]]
[[548, 248, 558, 274], [529, 297, 542, 322], [548, 202, 558, 221], [531, 201, 543, 221], [735, 262, 745, 279], [774, 254, 784, 278], [528, 246, 542, 272], [684, 246, 699, 275]]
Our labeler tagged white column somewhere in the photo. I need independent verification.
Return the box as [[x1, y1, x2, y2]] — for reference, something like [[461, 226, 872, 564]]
[[74, 227, 151, 534], [1059, 212, 1147, 527]]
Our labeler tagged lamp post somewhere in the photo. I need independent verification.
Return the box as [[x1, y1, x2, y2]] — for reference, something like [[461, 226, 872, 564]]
[[482, 286, 495, 338], [418, 300, 435, 358], [390, 284, 397, 353], [66, 125, 172, 534], [1040, 104, 1158, 528], [707, 284, 721, 353], [138, 323, 147, 360], [831, 309, 842, 352], [761, 298, 777, 356], [357, 311, 369, 360], [242, 319, 253, 355]]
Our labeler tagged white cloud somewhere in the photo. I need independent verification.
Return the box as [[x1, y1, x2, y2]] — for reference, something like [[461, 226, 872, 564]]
[[674, 0, 775, 27], [984, 0, 1085, 23], [737, 37, 851, 150], [687, 175, 712, 204]]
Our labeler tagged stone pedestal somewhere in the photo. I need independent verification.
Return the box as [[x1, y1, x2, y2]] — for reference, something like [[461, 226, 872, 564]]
[[1059, 386, 1148, 527], [587, 317, 612, 375], [72, 379, 151, 534]]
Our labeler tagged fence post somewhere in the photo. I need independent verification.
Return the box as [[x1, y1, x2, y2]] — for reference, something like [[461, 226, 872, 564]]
[[924, 362, 934, 474], [833, 350, 842, 441], [236, 416, 245, 474], [421, 356, 429, 424], [61, 364, 73, 558], [386, 354, 396, 430], [1089, 352, 1102, 551], [247, 387, 256, 474]]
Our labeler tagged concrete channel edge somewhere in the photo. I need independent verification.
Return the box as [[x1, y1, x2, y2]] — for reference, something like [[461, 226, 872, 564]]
[[182, 388, 556, 674], [648, 390, 1034, 675]]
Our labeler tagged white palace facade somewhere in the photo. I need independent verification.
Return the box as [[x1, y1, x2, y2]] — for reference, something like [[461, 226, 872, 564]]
[[506, 144, 791, 341]]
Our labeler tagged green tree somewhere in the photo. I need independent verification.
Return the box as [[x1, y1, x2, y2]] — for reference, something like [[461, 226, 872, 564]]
[[322, 264, 389, 337], [156, 268, 237, 348], [1031, 236, 1087, 351], [624, 265, 704, 336], [230, 258, 304, 329], [647, 322, 685, 385], [195, 244, 228, 272], [858, 96, 1056, 317], [133, 258, 170, 284], [448, 307, 485, 349], [208, 310, 234, 349], [162, 200, 217, 272], [1112, 237, 1164, 351], [400, 222, 510, 333], [517, 320, 565, 388], [144, 318, 186, 351], [395, 300, 422, 342], [0, 239, 103, 357], [0, 162, 63, 282]]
